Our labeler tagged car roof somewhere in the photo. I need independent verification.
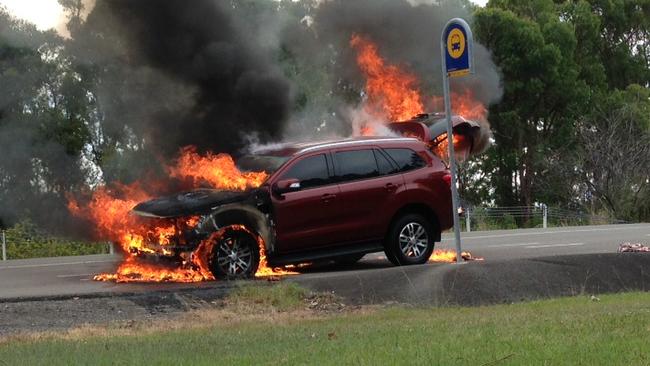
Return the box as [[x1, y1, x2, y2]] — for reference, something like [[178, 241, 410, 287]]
[[251, 136, 422, 156]]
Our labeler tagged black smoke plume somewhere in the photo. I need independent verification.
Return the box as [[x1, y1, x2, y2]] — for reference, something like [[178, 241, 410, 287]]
[[77, 0, 292, 158]]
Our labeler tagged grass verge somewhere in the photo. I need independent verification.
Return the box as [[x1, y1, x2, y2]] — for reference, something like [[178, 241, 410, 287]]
[[2, 220, 109, 259], [1, 287, 649, 365]]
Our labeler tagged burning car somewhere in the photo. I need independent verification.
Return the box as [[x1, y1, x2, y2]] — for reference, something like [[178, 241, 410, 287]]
[[126, 136, 455, 279]]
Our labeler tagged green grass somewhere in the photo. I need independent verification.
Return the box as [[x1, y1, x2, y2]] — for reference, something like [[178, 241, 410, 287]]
[[2, 291, 650, 365], [227, 282, 308, 311]]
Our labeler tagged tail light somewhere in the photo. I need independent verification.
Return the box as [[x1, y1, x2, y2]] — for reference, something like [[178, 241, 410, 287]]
[[442, 173, 452, 187]]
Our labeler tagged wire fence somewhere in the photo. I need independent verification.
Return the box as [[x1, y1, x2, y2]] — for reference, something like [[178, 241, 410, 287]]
[[462, 204, 624, 232]]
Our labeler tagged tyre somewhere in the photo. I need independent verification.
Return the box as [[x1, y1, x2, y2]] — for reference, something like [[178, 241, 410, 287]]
[[384, 214, 436, 266], [331, 253, 366, 266], [209, 227, 260, 279]]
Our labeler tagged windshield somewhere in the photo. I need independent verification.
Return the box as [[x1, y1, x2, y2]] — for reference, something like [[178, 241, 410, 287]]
[[237, 154, 291, 177]]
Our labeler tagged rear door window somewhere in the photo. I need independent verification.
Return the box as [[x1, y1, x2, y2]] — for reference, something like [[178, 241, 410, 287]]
[[335, 149, 380, 182], [374, 149, 398, 175], [383, 148, 426, 172], [280, 154, 331, 189]]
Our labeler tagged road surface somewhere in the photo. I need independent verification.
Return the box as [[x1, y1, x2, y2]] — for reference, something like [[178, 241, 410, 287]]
[[1, 223, 648, 300]]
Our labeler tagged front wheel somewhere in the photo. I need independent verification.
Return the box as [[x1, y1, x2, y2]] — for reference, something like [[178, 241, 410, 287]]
[[209, 227, 260, 279], [384, 214, 436, 266]]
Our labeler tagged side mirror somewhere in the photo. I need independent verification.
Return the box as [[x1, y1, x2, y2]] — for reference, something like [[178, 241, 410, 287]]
[[272, 178, 301, 196]]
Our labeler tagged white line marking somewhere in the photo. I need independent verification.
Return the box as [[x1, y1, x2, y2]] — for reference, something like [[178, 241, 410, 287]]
[[0, 260, 117, 270], [56, 274, 96, 278], [486, 242, 540, 248], [526, 243, 584, 249], [442, 225, 648, 241]]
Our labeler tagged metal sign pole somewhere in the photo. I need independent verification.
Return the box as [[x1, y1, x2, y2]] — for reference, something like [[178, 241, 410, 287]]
[[441, 71, 463, 263], [440, 18, 474, 264], [2, 231, 6, 261]]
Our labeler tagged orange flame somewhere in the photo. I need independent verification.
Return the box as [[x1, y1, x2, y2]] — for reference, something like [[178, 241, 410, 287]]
[[70, 147, 293, 283], [170, 146, 268, 190], [350, 34, 488, 132], [430, 133, 473, 162], [432, 90, 488, 121], [429, 249, 484, 263], [350, 34, 424, 121]]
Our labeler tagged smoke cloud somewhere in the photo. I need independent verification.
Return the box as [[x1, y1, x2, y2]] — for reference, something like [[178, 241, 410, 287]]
[[281, 0, 502, 138], [76, 0, 293, 158], [318, 0, 501, 104]]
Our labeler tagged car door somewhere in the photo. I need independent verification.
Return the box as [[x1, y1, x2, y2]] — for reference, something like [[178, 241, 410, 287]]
[[332, 147, 405, 243], [271, 152, 342, 253]]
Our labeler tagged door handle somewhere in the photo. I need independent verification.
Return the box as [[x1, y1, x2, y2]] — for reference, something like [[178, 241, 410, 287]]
[[321, 193, 337, 202], [385, 183, 398, 191]]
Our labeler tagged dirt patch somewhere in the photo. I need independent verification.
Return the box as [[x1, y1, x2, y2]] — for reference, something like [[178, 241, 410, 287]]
[[0, 283, 352, 339]]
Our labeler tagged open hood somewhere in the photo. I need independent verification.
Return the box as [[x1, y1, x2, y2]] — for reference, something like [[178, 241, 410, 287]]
[[132, 189, 252, 218]]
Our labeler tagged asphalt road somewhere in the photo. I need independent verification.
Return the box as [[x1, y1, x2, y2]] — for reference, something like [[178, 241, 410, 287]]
[[1, 223, 648, 300]]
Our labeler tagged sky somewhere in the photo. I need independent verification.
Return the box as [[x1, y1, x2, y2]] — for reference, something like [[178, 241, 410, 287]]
[[1, 0, 489, 33], [0, 0, 65, 31]]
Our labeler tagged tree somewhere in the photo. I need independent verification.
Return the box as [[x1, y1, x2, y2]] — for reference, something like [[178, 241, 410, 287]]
[[0, 8, 93, 229], [473, 2, 589, 214], [577, 85, 650, 221]]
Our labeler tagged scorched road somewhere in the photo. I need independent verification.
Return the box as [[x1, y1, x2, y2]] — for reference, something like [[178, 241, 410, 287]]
[[0, 223, 648, 300]]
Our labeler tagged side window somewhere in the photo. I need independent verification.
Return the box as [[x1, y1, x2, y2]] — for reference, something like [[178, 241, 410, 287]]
[[335, 149, 380, 182], [280, 154, 330, 189], [384, 148, 426, 172], [374, 149, 398, 175]]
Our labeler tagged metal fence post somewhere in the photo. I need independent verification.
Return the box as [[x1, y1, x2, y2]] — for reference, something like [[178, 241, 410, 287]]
[[543, 204, 548, 229], [109, 241, 114, 255], [2, 230, 6, 261], [466, 207, 471, 232]]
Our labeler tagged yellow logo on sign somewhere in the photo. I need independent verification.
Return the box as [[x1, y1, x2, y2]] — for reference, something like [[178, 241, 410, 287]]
[[446, 28, 465, 59]]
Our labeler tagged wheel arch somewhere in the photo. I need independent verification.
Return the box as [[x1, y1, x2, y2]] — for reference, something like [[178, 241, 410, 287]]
[[208, 204, 273, 252], [387, 203, 441, 242]]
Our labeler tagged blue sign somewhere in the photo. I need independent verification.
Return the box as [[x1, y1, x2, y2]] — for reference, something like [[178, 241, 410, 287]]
[[442, 19, 473, 78]]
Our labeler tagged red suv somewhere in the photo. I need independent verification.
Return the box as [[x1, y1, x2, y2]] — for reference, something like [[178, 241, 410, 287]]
[[133, 137, 453, 278]]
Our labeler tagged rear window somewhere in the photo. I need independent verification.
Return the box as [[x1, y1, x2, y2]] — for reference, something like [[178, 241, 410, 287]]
[[280, 154, 331, 189], [335, 149, 380, 182], [383, 148, 426, 172]]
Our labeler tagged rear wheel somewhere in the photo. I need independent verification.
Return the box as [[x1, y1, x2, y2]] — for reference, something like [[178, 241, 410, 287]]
[[209, 228, 260, 279], [384, 214, 435, 266]]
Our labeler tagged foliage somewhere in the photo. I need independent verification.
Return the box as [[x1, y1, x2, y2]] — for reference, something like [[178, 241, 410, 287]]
[[465, 0, 650, 222], [3, 219, 109, 259]]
